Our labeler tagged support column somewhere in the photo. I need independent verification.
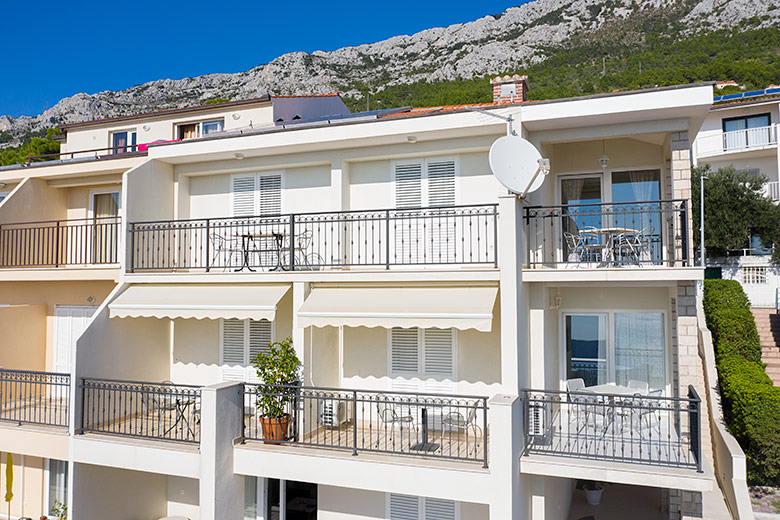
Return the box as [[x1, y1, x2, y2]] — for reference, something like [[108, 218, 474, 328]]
[[292, 281, 310, 380], [670, 131, 694, 264], [330, 158, 350, 211], [200, 381, 244, 520], [488, 394, 526, 520], [498, 194, 527, 394]]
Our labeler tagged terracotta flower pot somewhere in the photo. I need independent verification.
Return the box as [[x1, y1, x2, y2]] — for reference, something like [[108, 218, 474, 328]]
[[260, 414, 290, 445]]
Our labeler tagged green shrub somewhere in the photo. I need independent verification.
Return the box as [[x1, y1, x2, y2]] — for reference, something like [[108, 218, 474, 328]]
[[703, 279, 780, 485]]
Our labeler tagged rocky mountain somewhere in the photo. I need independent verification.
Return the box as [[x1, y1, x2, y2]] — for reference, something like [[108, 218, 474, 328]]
[[1, 0, 778, 143]]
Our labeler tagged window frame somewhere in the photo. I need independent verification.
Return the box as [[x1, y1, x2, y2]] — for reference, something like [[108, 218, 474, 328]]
[[230, 171, 285, 217], [175, 118, 225, 140], [109, 128, 138, 154], [387, 327, 458, 392], [559, 309, 670, 394], [722, 112, 772, 133], [391, 155, 460, 208]]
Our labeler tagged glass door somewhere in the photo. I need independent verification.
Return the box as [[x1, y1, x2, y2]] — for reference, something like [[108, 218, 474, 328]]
[[92, 192, 120, 264], [564, 314, 608, 387], [614, 312, 666, 390], [560, 176, 602, 264], [611, 170, 662, 265]]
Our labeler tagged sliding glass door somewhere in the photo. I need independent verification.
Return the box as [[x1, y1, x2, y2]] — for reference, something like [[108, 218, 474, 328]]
[[563, 311, 667, 392]]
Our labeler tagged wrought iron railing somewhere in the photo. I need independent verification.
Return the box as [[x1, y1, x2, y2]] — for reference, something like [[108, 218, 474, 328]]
[[128, 204, 497, 272], [0, 368, 70, 427], [80, 378, 201, 444], [522, 386, 702, 471], [242, 384, 489, 466], [0, 217, 121, 268], [524, 200, 689, 268]]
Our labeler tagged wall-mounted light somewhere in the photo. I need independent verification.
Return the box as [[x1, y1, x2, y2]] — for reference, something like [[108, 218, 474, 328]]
[[232, 113, 241, 120], [234, 153, 245, 160], [86, 296, 96, 304], [549, 288, 562, 309], [0, 182, 6, 189], [142, 125, 151, 132], [407, 136, 417, 144], [599, 139, 609, 169]]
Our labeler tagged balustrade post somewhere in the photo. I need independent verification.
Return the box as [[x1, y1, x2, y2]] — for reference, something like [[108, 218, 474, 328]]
[[55, 220, 61, 268], [352, 390, 358, 456], [482, 397, 489, 468], [385, 210, 391, 269], [680, 200, 689, 266], [289, 214, 296, 271], [128, 223, 135, 273], [205, 219, 211, 272]]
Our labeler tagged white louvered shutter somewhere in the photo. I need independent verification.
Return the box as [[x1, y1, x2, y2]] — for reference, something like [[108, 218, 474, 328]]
[[424, 498, 457, 520], [221, 319, 247, 382], [247, 319, 272, 382], [231, 174, 257, 217], [422, 328, 455, 393], [390, 327, 421, 392], [389, 494, 420, 520], [258, 174, 282, 216], [395, 162, 424, 264], [426, 159, 457, 263]]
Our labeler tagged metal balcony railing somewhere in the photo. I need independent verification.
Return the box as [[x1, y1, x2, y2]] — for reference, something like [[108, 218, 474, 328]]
[[128, 204, 498, 272], [0, 368, 70, 428], [80, 378, 202, 444], [522, 386, 702, 471], [242, 384, 489, 466], [0, 217, 121, 268], [694, 125, 778, 158], [524, 200, 690, 268]]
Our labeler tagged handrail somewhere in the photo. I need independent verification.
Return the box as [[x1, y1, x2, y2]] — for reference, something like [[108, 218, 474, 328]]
[[26, 145, 147, 162], [0, 216, 120, 228]]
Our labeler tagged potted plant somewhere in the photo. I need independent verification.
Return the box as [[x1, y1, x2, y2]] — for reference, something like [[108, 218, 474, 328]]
[[577, 480, 607, 505], [252, 337, 301, 444]]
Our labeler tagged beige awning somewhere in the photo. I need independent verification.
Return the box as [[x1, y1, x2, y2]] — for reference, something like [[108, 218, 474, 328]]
[[297, 285, 498, 331], [109, 284, 290, 321]]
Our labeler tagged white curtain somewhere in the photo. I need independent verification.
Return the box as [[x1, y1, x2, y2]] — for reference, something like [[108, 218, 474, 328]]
[[627, 170, 659, 203], [562, 178, 586, 205], [614, 312, 665, 391]]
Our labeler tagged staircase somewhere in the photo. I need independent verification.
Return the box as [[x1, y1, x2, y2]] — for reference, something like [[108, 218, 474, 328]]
[[751, 308, 780, 386]]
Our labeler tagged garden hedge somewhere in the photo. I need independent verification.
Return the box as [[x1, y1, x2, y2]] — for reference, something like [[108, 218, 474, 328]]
[[703, 279, 780, 484]]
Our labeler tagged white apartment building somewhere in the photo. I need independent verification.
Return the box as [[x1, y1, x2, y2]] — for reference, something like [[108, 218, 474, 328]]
[[692, 91, 780, 308], [0, 80, 752, 520]]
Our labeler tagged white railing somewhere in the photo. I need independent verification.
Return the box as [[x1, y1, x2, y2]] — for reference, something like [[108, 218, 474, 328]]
[[694, 125, 777, 158], [763, 181, 780, 202]]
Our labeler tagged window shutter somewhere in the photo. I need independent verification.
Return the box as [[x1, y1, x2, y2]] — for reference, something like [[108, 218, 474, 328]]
[[231, 174, 257, 217], [395, 162, 423, 209], [423, 328, 455, 393], [426, 160, 456, 207], [258, 174, 282, 216], [221, 319, 247, 382], [424, 498, 457, 520], [247, 319, 272, 382], [389, 494, 420, 520], [391, 328, 420, 375]]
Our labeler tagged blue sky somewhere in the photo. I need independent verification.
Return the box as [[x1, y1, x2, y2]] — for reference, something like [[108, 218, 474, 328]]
[[1, 0, 527, 118]]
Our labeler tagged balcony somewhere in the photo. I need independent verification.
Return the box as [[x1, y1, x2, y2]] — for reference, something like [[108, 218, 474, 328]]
[[524, 200, 690, 269], [0, 368, 70, 428], [0, 217, 121, 268], [128, 204, 497, 273], [80, 378, 202, 444], [522, 386, 702, 471], [694, 125, 778, 159], [242, 384, 489, 467]]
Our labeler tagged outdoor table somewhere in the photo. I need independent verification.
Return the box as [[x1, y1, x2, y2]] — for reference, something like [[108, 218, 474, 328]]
[[231, 232, 286, 272], [164, 395, 197, 440], [410, 407, 440, 452], [580, 227, 639, 266]]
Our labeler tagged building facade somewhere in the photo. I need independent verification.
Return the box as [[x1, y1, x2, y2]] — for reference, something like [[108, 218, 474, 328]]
[[0, 82, 748, 520]]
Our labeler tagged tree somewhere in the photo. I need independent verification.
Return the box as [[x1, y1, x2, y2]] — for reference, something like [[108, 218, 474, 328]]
[[692, 164, 780, 263]]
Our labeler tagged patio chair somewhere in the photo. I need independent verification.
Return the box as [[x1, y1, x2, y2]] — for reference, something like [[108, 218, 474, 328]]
[[635, 388, 664, 439], [442, 406, 482, 454], [627, 380, 649, 396], [565, 378, 595, 434], [375, 394, 416, 447], [209, 233, 242, 270], [142, 381, 178, 437]]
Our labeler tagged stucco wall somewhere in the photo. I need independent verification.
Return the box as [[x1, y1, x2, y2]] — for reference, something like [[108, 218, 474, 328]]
[[167, 475, 200, 520], [0, 304, 47, 370], [71, 463, 168, 520], [0, 280, 114, 371], [0, 177, 68, 224]]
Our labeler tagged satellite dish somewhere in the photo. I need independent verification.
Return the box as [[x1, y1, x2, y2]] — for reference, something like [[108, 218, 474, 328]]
[[489, 135, 549, 197]]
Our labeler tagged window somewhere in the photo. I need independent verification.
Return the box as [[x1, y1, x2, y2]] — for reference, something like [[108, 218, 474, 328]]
[[176, 119, 224, 140], [111, 130, 137, 154], [220, 318, 273, 382], [723, 113, 772, 150], [393, 158, 457, 209], [91, 191, 121, 264], [231, 172, 283, 217], [389, 327, 456, 393], [47, 459, 68, 516], [563, 311, 667, 392], [741, 266, 768, 284], [387, 493, 458, 520]]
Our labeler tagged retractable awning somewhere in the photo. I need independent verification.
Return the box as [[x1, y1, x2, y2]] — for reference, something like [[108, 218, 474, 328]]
[[109, 284, 290, 321], [297, 285, 498, 332]]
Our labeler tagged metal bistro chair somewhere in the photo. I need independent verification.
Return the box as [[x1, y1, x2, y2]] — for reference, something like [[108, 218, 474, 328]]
[[209, 233, 242, 270], [442, 405, 483, 455], [375, 394, 416, 447]]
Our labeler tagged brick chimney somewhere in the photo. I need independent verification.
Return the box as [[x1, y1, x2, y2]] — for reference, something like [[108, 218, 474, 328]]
[[491, 74, 529, 105]]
